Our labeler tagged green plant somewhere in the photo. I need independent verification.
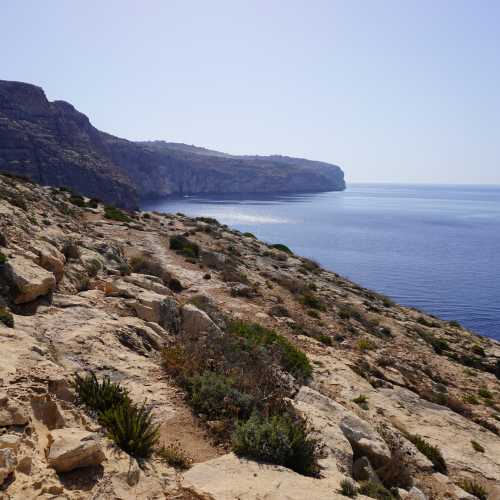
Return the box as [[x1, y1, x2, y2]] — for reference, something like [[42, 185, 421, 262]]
[[463, 393, 479, 405], [187, 371, 254, 420], [300, 292, 326, 311], [0, 251, 7, 265], [358, 481, 395, 500], [270, 243, 292, 254], [86, 198, 100, 209], [168, 278, 183, 293], [232, 413, 320, 476], [101, 401, 159, 459], [157, 442, 192, 469], [69, 194, 86, 207], [169, 235, 200, 258], [85, 258, 102, 277], [73, 372, 130, 416], [243, 232, 256, 239], [357, 338, 376, 351], [318, 333, 333, 346], [459, 479, 487, 500], [62, 240, 80, 260], [478, 388, 492, 400], [471, 440, 484, 453], [228, 321, 312, 380], [352, 394, 369, 410], [408, 434, 447, 473], [449, 320, 462, 329], [129, 255, 167, 282], [339, 478, 358, 497], [307, 309, 320, 319], [0, 307, 14, 328], [472, 344, 485, 356], [104, 205, 131, 222]]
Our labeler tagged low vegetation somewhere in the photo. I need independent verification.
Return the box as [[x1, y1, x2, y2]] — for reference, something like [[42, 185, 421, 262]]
[[73, 372, 159, 459], [0, 251, 7, 265], [270, 243, 293, 254], [407, 434, 447, 473], [129, 254, 168, 282], [104, 205, 131, 222], [358, 481, 396, 500], [471, 440, 485, 453], [339, 478, 358, 497], [170, 235, 200, 258], [459, 479, 487, 500], [157, 442, 192, 469], [0, 307, 14, 328], [352, 394, 369, 410]]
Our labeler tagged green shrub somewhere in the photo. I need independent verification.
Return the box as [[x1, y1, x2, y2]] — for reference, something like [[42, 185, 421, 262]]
[[62, 240, 80, 260], [228, 321, 312, 380], [157, 442, 192, 469], [169, 235, 200, 258], [0, 251, 7, 265], [358, 481, 395, 500], [101, 401, 159, 459], [85, 258, 101, 277], [270, 243, 293, 254], [300, 292, 326, 311], [472, 344, 486, 356], [168, 278, 183, 293], [478, 388, 492, 400], [0, 307, 14, 328], [352, 394, 369, 410], [232, 413, 320, 476], [187, 371, 254, 420], [129, 255, 167, 282], [86, 198, 100, 209], [318, 333, 333, 346], [449, 320, 462, 329], [104, 205, 131, 222], [339, 478, 358, 497], [471, 440, 485, 453], [408, 434, 447, 473], [459, 479, 487, 500], [73, 372, 130, 416], [243, 232, 256, 239], [69, 194, 86, 207], [307, 309, 320, 319], [338, 304, 363, 321], [357, 338, 376, 351]]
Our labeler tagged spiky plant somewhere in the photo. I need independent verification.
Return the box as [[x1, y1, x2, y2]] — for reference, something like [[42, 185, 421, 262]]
[[101, 402, 160, 459], [339, 478, 358, 497]]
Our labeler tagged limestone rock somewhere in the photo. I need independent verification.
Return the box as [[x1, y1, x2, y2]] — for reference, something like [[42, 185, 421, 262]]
[[31, 240, 65, 282], [339, 414, 391, 468], [47, 428, 105, 472], [133, 292, 179, 332], [181, 303, 221, 337], [0, 448, 17, 485], [488, 485, 500, 500], [0, 393, 29, 427], [5, 254, 56, 303], [0, 434, 21, 452], [407, 487, 427, 500]]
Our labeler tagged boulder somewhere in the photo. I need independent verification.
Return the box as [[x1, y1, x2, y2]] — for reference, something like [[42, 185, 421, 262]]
[[181, 303, 221, 337], [31, 240, 66, 282], [339, 414, 391, 468], [47, 428, 105, 472], [230, 283, 255, 298], [0, 393, 29, 427], [0, 448, 17, 485], [407, 487, 427, 500], [5, 255, 56, 303], [133, 293, 179, 333]]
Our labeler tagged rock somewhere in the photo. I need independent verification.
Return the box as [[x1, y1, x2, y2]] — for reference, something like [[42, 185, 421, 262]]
[[270, 304, 290, 317], [489, 485, 500, 500], [124, 273, 171, 295], [0, 448, 17, 485], [181, 303, 222, 337], [0, 393, 29, 427], [30, 394, 65, 430], [432, 473, 481, 500], [352, 456, 381, 483], [230, 283, 255, 298], [31, 240, 66, 282], [5, 255, 56, 303], [182, 453, 343, 500], [200, 250, 227, 270], [16, 455, 32, 475], [127, 458, 141, 486], [339, 414, 391, 468], [407, 487, 427, 500], [0, 434, 21, 452], [47, 428, 105, 472], [132, 292, 180, 332]]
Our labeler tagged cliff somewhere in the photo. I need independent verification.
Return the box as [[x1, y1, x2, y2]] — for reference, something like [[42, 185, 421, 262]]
[[0, 174, 499, 499], [0, 80, 345, 209]]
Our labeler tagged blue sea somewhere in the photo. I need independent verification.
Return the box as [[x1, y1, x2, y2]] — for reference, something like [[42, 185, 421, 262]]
[[142, 184, 500, 341]]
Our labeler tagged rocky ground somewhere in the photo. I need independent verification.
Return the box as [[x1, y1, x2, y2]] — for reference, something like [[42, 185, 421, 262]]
[[0, 173, 499, 499]]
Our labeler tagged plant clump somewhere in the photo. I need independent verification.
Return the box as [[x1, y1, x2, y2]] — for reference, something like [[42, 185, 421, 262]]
[[407, 434, 447, 473], [0, 307, 14, 328], [270, 243, 293, 254], [157, 442, 192, 469], [339, 478, 358, 497], [104, 205, 132, 223], [459, 479, 487, 500], [169, 235, 200, 258]]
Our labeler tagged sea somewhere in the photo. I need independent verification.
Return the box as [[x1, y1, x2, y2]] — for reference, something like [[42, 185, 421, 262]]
[[142, 184, 500, 341]]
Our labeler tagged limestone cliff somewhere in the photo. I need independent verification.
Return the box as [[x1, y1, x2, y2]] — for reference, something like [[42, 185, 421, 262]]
[[0, 80, 345, 209]]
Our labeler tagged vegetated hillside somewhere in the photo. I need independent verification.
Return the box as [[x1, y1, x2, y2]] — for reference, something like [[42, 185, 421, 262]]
[[0, 173, 499, 500], [0, 80, 346, 210]]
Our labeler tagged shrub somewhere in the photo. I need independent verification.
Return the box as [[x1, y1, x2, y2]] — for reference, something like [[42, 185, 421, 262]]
[[339, 478, 358, 497], [168, 278, 183, 293], [101, 401, 159, 459], [104, 205, 131, 222], [0, 251, 7, 265], [472, 344, 485, 356], [129, 255, 167, 282], [357, 338, 376, 351], [408, 434, 447, 473], [73, 372, 130, 416], [87, 198, 100, 209], [169, 235, 200, 258], [318, 333, 333, 346], [300, 292, 326, 311], [243, 232, 256, 239], [157, 442, 192, 469], [358, 481, 395, 500], [187, 371, 254, 420], [62, 240, 80, 260], [270, 243, 293, 254], [69, 194, 86, 207], [0, 307, 14, 328], [471, 440, 484, 453], [338, 304, 363, 322], [449, 320, 462, 329], [307, 309, 320, 319], [228, 321, 312, 381], [478, 388, 492, 400], [459, 479, 487, 500], [352, 394, 369, 410], [232, 413, 320, 476], [85, 258, 101, 277]]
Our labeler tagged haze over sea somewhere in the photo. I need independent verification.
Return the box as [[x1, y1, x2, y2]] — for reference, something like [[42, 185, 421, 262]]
[[143, 184, 500, 340]]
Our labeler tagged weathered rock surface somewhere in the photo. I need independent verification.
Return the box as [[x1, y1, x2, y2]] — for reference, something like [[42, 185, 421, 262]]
[[47, 428, 105, 472], [181, 303, 222, 337], [0, 393, 29, 426], [0, 448, 17, 485], [5, 255, 56, 303]]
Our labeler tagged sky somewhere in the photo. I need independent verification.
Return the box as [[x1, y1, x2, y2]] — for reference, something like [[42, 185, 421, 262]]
[[1, 0, 499, 184]]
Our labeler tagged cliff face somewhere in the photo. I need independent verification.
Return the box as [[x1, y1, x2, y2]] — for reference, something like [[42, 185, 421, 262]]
[[0, 174, 499, 499], [0, 80, 345, 208]]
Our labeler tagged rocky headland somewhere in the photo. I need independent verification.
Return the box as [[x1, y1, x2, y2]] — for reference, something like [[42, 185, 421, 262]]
[[0, 80, 345, 210], [0, 173, 499, 499]]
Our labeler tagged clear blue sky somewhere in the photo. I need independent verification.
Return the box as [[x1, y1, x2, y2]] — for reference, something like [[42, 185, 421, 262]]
[[2, 0, 499, 184]]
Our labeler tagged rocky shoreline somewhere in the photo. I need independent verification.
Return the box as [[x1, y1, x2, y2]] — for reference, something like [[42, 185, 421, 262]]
[[0, 173, 499, 499]]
